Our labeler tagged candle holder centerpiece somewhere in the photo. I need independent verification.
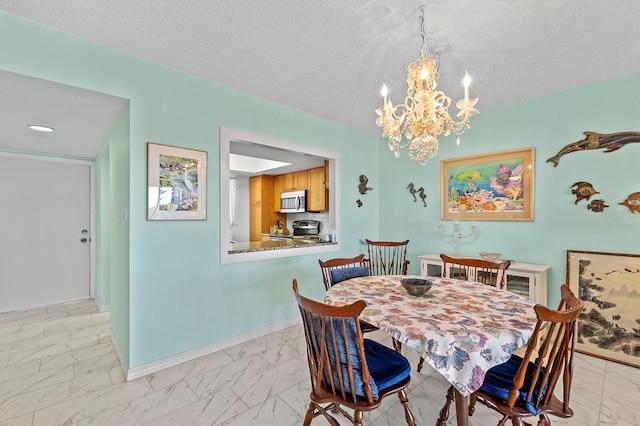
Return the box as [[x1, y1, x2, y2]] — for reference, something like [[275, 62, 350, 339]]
[[437, 220, 476, 256]]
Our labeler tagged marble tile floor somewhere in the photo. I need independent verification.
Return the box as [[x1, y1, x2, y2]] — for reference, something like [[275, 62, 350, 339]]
[[1, 300, 639, 426]]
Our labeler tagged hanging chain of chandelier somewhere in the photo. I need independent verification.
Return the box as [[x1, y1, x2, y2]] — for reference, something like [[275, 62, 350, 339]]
[[375, 6, 478, 165]]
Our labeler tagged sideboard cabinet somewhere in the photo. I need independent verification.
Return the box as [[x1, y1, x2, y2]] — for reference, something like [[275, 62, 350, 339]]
[[418, 254, 549, 305]]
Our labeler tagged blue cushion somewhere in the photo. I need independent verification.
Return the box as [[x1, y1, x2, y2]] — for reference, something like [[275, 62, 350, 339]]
[[316, 316, 379, 401], [479, 355, 547, 415], [330, 266, 370, 286], [364, 339, 411, 391]]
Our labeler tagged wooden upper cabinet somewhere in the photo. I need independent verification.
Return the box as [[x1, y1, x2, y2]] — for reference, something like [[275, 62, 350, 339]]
[[282, 173, 294, 192], [294, 170, 308, 190], [273, 174, 284, 212], [307, 165, 328, 211], [250, 175, 285, 241], [281, 171, 308, 192], [273, 162, 328, 212]]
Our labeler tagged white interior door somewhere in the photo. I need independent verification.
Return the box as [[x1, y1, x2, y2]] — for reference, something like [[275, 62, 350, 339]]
[[0, 155, 91, 312]]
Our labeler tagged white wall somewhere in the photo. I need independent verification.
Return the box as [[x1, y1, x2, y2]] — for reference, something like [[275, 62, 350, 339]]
[[232, 176, 250, 243]]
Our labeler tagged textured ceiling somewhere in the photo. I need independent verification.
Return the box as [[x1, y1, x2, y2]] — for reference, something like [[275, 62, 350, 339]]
[[2, 1, 640, 157]]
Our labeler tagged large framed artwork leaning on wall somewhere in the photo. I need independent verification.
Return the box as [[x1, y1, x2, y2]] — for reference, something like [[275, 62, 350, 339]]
[[440, 147, 534, 221], [567, 249, 640, 368], [147, 142, 208, 220]]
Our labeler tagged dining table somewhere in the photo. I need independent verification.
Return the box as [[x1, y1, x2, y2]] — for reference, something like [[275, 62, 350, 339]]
[[324, 274, 538, 426]]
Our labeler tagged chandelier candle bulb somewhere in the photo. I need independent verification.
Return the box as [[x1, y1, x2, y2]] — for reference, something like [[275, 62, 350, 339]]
[[381, 84, 388, 106], [463, 72, 471, 101]]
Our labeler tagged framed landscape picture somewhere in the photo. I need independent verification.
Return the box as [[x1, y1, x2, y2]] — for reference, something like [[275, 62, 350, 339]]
[[147, 142, 208, 220], [440, 147, 534, 221], [567, 250, 640, 367]]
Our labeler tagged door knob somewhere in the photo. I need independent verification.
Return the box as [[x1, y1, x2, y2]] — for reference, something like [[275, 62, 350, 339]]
[[80, 238, 88, 243]]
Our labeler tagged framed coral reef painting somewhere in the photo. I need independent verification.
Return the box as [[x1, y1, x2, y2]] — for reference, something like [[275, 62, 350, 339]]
[[567, 250, 640, 368], [147, 142, 207, 220], [440, 147, 534, 221]]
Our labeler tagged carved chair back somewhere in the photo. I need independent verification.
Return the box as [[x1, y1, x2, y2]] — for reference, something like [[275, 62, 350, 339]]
[[318, 254, 370, 291], [467, 284, 584, 424], [292, 279, 416, 425], [439, 254, 511, 289], [366, 239, 410, 275]]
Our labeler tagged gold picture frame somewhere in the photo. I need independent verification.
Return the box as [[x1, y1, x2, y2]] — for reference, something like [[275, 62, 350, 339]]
[[567, 249, 640, 368], [147, 142, 207, 220], [440, 147, 534, 221]]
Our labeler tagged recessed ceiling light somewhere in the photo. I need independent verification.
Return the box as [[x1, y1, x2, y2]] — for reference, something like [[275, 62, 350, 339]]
[[28, 125, 55, 132]]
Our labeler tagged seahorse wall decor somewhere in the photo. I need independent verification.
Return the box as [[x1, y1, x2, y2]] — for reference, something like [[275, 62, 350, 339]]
[[417, 187, 427, 207], [546, 131, 640, 167], [407, 183, 427, 207], [407, 183, 417, 202]]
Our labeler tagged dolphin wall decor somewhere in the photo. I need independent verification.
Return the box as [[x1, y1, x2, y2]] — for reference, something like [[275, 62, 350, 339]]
[[546, 131, 640, 167]]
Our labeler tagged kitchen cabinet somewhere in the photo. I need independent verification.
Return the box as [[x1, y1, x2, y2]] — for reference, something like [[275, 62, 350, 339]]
[[273, 174, 284, 212], [281, 170, 308, 192], [307, 164, 328, 211], [418, 254, 549, 305], [250, 175, 285, 241]]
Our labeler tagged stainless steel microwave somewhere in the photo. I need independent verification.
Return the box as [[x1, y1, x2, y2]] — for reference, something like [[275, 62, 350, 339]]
[[280, 190, 306, 213]]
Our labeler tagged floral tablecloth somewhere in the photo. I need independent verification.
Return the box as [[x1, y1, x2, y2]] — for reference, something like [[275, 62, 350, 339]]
[[325, 275, 537, 397]]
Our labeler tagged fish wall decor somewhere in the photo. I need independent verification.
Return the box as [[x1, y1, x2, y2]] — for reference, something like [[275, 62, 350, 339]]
[[571, 181, 599, 204], [587, 199, 609, 213], [547, 131, 640, 167], [620, 192, 640, 214]]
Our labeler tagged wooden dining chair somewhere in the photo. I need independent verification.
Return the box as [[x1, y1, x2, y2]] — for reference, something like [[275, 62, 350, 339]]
[[318, 254, 370, 291], [437, 284, 585, 426], [440, 253, 511, 289], [292, 279, 416, 426], [365, 239, 410, 275], [415, 254, 513, 373], [319, 254, 377, 334]]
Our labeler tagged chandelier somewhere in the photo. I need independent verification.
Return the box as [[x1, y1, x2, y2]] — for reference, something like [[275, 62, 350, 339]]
[[375, 6, 478, 164]]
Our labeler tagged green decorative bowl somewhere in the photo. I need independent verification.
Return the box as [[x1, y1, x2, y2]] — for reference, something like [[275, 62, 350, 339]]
[[400, 278, 432, 296]]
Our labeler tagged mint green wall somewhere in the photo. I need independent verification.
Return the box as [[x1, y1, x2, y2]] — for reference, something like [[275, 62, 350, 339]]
[[0, 12, 379, 368], [9, 8, 635, 369], [106, 104, 131, 366], [379, 71, 640, 307], [95, 143, 111, 308]]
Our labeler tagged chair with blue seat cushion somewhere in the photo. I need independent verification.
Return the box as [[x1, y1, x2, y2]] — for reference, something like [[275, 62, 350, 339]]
[[293, 279, 415, 426], [319, 255, 377, 334], [437, 284, 584, 426], [330, 266, 370, 286], [319, 254, 370, 290]]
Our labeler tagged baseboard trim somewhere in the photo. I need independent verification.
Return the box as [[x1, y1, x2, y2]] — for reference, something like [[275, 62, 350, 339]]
[[109, 330, 129, 380], [94, 300, 110, 313], [123, 316, 301, 381]]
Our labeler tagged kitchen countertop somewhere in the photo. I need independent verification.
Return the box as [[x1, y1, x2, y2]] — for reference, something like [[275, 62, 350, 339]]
[[228, 238, 337, 254]]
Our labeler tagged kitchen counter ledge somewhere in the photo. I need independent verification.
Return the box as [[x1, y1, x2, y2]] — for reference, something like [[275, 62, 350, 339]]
[[228, 239, 337, 254]]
